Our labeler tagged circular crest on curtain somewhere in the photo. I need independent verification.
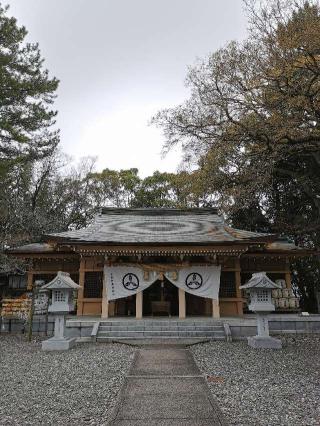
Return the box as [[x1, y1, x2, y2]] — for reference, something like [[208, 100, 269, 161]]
[[185, 273, 203, 289], [122, 273, 140, 290]]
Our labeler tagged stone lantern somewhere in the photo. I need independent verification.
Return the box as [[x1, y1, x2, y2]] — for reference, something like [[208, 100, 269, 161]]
[[240, 272, 282, 349], [41, 271, 80, 351]]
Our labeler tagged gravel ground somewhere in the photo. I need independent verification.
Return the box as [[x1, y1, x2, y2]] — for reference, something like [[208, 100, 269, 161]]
[[190, 335, 320, 426], [0, 336, 135, 426]]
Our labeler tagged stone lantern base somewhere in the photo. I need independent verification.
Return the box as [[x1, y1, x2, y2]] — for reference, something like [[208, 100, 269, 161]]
[[42, 337, 77, 351], [248, 335, 282, 349]]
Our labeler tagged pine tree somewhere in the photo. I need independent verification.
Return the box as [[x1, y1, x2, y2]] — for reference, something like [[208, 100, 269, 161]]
[[0, 4, 59, 165]]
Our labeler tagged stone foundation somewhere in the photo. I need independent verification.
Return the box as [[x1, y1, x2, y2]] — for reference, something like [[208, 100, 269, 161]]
[[247, 336, 282, 349], [42, 337, 77, 351]]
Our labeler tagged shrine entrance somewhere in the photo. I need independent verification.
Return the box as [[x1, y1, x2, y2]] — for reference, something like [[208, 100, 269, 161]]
[[186, 292, 212, 316], [112, 295, 136, 317], [143, 277, 179, 316]]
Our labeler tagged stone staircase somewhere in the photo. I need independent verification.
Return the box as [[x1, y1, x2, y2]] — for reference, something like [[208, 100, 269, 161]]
[[95, 319, 227, 341]]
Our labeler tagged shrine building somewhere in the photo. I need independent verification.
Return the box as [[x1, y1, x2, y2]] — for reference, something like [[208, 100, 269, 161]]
[[8, 208, 305, 318]]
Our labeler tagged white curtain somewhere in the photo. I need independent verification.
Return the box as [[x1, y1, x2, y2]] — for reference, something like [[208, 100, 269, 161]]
[[165, 266, 221, 300], [104, 265, 221, 301], [105, 266, 157, 301]]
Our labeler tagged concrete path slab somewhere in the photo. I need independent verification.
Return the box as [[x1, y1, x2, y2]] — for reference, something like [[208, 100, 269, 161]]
[[130, 348, 200, 376], [110, 420, 221, 426], [124, 376, 209, 394], [108, 346, 227, 425]]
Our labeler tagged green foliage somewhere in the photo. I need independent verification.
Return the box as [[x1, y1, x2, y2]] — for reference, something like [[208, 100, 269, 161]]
[[0, 155, 99, 271], [0, 4, 59, 164], [133, 171, 196, 208], [292, 257, 320, 312], [89, 168, 204, 208], [89, 168, 140, 207], [0, 3, 60, 272], [153, 0, 320, 310]]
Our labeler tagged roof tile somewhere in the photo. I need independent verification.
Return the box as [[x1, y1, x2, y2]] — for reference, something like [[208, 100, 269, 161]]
[[48, 208, 273, 244]]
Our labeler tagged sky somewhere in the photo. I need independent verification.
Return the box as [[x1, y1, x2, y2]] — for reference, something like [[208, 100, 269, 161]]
[[7, 0, 248, 177]]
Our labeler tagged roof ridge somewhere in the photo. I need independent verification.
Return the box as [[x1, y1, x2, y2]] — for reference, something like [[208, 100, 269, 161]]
[[99, 207, 219, 216]]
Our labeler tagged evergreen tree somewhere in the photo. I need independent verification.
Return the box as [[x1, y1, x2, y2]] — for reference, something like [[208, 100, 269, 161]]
[[0, 4, 59, 165], [153, 0, 320, 310]]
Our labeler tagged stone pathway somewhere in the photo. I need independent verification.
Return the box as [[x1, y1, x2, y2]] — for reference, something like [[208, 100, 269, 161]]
[[108, 344, 227, 425]]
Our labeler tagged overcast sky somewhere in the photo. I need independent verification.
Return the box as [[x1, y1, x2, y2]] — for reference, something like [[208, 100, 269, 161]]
[[7, 0, 248, 176]]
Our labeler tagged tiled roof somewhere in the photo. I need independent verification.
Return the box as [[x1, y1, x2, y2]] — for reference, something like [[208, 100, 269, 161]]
[[41, 271, 81, 290], [8, 243, 55, 253], [47, 208, 274, 244], [240, 272, 282, 289], [266, 240, 303, 251]]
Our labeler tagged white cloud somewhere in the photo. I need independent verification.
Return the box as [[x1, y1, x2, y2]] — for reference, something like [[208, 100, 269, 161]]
[[73, 102, 182, 177]]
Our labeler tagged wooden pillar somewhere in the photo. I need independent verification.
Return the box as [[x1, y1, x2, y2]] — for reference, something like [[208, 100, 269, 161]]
[[101, 266, 109, 318], [235, 258, 243, 316], [136, 291, 143, 319], [109, 301, 115, 317], [285, 259, 292, 288], [285, 272, 292, 289], [205, 298, 212, 316], [27, 271, 33, 291], [179, 288, 186, 319], [77, 258, 85, 316], [212, 299, 220, 318]]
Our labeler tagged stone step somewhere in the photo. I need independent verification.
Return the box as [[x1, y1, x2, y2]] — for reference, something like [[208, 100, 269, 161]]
[[97, 334, 226, 341], [99, 325, 224, 331], [96, 319, 226, 341], [98, 328, 225, 334], [99, 321, 222, 327], [97, 330, 225, 338]]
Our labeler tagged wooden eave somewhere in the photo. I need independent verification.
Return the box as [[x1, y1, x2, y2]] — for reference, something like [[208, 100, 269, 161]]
[[69, 243, 254, 257], [243, 249, 315, 259], [8, 252, 79, 260], [48, 235, 275, 245]]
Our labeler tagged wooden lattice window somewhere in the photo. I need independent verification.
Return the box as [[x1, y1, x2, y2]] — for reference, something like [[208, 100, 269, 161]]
[[8, 275, 27, 289], [84, 272, 103, 298], [219, 272, 236, 298]]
